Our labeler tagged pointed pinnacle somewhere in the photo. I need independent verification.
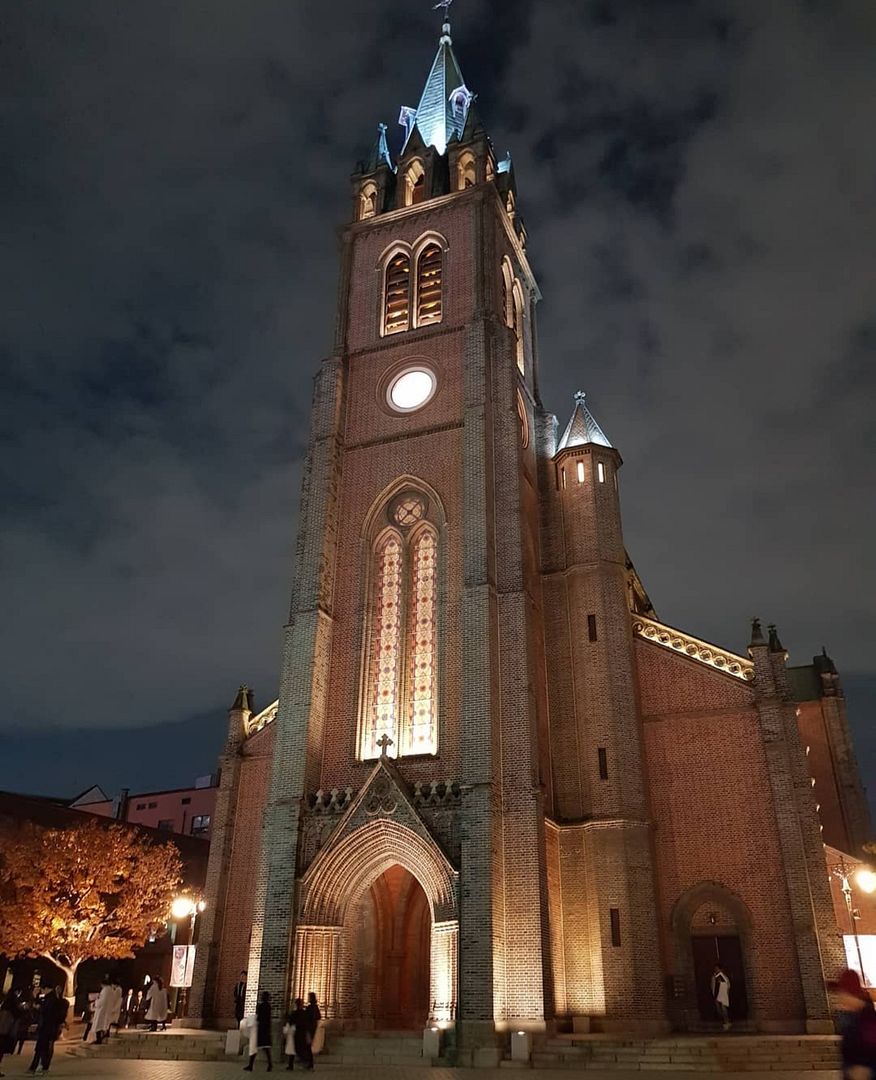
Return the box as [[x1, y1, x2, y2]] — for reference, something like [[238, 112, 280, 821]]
[[749, 617, 765, 646]]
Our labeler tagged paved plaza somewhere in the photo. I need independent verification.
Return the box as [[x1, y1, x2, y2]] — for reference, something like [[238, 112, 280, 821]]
[[0, 1048, 844, 1080]]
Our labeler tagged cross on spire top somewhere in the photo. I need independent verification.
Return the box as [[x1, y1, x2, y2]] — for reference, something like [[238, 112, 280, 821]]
[[433, 0, 453, 15], [377, 733, 394, 757]]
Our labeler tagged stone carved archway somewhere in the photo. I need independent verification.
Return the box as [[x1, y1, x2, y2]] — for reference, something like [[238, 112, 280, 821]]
[[669, 881, 758, 1030], [293, 818, 458, 1025]]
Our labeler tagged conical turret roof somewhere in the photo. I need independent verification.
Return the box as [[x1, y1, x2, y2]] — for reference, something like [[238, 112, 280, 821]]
[[400, 19, 473, 156], [365, 123, 393, 173], [557, 392, 613, 452]]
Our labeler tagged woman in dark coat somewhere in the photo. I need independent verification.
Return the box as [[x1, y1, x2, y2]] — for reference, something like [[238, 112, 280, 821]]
[[833, 969, 876, 1080], [0, 989, 20, 1074], [244, 991, 273, 1072], [13, 991, 31, 1055], [301, 993, 321, 1071], [283, 998, 309, 1071]]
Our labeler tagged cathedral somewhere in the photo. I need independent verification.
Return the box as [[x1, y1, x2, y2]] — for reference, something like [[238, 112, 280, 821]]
[[189, 14, 872, 1057]]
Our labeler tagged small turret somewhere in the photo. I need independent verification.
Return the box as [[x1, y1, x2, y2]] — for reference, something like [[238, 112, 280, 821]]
[[768, 624, 787, 656], [230, 685, 253, 713], [557, 391, 612, 452], [749, 617, 766, 648], [814, 647, 842, 697], [227, 685, 253, 751]]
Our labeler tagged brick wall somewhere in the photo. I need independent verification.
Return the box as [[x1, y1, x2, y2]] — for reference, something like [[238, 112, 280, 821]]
[[637, 638, 823, 1029]]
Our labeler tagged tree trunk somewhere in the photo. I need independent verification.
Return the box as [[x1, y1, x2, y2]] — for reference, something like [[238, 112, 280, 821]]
[[43, 955, 78, 1009]]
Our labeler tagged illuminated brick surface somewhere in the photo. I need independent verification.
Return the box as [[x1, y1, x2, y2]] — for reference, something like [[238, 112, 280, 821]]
[[187, 45, 868, 1043]]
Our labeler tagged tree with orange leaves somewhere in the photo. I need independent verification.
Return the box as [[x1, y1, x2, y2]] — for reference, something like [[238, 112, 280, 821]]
[[0, 819, 182, 998]]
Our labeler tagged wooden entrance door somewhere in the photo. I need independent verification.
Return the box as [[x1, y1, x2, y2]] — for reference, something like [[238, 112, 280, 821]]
[[691, 935, 749, 1021]]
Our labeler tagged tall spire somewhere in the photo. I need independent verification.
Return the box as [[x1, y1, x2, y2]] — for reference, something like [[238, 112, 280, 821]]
[[557, 391, 613, 452], [365, 123, 393, 173], [399, 4, 473, 156]]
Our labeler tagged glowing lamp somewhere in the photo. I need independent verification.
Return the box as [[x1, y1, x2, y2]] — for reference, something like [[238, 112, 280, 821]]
[[171, 897, 196, 920], [856, 869, 876, 894]]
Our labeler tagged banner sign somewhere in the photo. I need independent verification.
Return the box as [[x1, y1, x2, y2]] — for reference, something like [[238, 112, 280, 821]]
[[170, 945, 196, 988]]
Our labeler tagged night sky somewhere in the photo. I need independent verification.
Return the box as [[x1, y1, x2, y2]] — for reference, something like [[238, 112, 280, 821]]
[[3, 1, 874, 813]]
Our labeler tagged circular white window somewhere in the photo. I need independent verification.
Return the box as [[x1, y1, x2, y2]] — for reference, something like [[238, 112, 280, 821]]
[[387, 367, 436, 413]]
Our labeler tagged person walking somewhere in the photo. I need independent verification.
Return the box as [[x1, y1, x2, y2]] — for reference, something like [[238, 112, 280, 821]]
[[711, 964, 731, 1031], [283, 998, 309, 1071], [244, 991, 273, 1072], [0, 990, 20, 1077], [234, 971, 248, 1024], [832, 969, 876, 1080], [13, 991, 31, 1055], [107, 974, 123, 1041], [27, 987, 67, 1075], [301, 992, 321, 1070], [145, 977, 168, 1033], [87, 977, 113, 1045]]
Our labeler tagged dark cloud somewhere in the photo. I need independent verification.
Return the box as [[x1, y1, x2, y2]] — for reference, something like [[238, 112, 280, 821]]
[[2, 0, 875, 812]]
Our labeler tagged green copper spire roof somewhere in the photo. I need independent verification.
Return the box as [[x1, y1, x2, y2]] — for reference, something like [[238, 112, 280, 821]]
[[557, 392, 613, 451], [365, 123, 393, 173], [400, 18, 473, 156]]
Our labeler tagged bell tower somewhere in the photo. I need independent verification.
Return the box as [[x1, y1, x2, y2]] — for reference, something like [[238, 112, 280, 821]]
[[244, 13, 553, 1056]]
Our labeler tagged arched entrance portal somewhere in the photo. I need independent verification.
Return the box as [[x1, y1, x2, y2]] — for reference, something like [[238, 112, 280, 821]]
[[689, 902, 750, 1023], [670, 882, 756, 1031], [293, 817, 458, 1029], [350, 865, 431, 1029]]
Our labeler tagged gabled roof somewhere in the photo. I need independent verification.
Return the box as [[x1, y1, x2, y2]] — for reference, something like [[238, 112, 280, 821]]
[[400, 20, 473, 156], [69, 784, 110, 807], [557, 391, 612, 452]]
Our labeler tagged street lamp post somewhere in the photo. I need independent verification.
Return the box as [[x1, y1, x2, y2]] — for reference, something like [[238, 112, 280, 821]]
[[170, 896, 206, 1019], [829, 858, 876, 987]]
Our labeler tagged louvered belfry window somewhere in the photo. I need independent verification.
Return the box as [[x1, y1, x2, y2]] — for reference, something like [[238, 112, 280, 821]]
[[416, 244, 443, 327], [384, 252, 411, 335]]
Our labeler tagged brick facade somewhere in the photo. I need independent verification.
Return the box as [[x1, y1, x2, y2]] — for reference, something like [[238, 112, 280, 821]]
[[189, 18, 872, 1052]]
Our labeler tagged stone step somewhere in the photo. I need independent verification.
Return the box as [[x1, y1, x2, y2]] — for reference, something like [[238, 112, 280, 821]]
[[528, 1035, 841, 1072]]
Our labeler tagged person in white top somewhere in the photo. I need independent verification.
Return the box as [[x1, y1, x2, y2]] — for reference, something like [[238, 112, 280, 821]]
[[145, 977, 169, 1033], [711, 964, 731, 1031], [108, 975, 124, 1038], [87, 976, 114, 1044]]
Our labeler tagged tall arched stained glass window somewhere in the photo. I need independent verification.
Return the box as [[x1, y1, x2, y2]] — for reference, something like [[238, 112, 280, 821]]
[[406, 528, 437, 755], [363, 533, 403, 759], [359, 495, 441, 760]]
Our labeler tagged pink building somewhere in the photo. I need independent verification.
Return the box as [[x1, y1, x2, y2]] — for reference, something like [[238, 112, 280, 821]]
[[72, 776, 217, 839]]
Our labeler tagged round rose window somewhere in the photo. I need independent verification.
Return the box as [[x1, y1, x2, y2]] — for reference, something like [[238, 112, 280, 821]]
[[387, 367, 436, 413]]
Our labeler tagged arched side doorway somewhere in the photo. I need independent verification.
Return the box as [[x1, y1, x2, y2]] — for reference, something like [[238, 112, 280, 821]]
[[293, 819, 458, 1028], [670, 883, 757, 1031]]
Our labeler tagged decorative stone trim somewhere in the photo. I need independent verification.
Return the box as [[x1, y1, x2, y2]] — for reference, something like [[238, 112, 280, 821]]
[[632, 615, 755, 683], [413, 779, 461, 806], [307, 788, 355, 814], [244, 699, 279, 738]]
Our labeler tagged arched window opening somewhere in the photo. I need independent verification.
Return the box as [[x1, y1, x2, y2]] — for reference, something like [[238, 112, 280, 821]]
[[405, 528, 437, 755], [517, 390, 530, 449], [405, 161, 426, 207], [457, 153, 476, 190], [360, 184, 378, 221], [384, 252, 411, 335], [416, 244, 443, 327], [359, 493, 441, 760], [512, 282, 525, 374], [362, 534, 403, 760], [507, 191, 517, 220], [501, 258, 514, 327]]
